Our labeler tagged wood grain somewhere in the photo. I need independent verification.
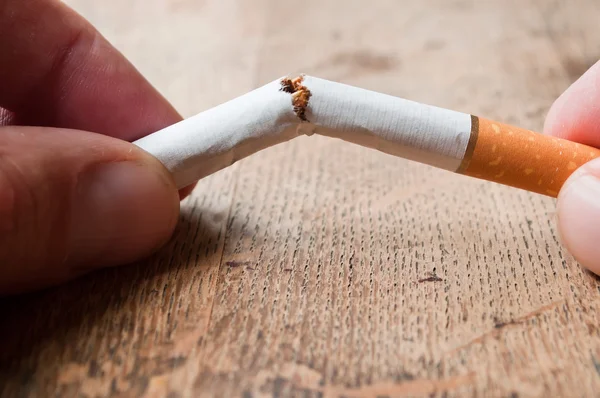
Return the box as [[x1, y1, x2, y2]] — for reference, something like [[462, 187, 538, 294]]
[[1, 0, 600, 397]]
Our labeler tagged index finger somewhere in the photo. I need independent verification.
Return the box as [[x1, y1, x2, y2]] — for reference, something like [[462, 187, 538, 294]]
[[544, 60, 600, 148], [0, 0, 181, 141]]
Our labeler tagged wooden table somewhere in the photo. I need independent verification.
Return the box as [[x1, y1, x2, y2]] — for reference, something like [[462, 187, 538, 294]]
[[2, 0, 600, 396]]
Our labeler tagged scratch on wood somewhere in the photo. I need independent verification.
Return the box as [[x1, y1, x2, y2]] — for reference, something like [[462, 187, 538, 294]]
[[225, 261, 252, 268], [494, 320, 520, 329], [273, 372, 476, 397], [418, 275, 443, 283], [591, 354, 600, 377], [446, 300, 565, 356]]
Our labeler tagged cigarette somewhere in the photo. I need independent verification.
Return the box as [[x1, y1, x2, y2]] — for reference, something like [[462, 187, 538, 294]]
[[134, 75, 600, 197]]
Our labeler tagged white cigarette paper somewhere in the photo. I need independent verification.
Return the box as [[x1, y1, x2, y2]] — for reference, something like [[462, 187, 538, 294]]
[[134, 76, 473, 189]]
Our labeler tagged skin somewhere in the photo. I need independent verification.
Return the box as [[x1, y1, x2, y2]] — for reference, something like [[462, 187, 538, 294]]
[[0, 0, 192, 294], [0, 1, 598, 295], [544, 60, 600, 276]]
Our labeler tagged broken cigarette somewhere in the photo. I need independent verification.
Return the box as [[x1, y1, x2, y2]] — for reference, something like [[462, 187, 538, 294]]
[[134, 75, 600, 197]]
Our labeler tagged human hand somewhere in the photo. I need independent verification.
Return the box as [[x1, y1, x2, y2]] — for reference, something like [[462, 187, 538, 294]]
[[545, 60, 600, 275], [0, 0, 190, 294]]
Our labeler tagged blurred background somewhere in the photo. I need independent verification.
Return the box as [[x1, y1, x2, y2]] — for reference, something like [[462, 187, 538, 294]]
[[68, 0, 598, 129]]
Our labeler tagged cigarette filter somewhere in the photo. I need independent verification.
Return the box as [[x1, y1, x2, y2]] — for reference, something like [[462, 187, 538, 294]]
[[134, 75, 600, 197]]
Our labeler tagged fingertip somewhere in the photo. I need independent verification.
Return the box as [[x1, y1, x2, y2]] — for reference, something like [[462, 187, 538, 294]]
[[69, 154, 180, 270], [557, 157, 600, 276], [0, 127, 181, 294], [179, 183, 197, 200], [544, 60, 600, 147]]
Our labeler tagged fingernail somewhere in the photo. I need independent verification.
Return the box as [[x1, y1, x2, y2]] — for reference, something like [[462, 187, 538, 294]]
[[557, 171, 600, 275], [68, 161, 179, 269]]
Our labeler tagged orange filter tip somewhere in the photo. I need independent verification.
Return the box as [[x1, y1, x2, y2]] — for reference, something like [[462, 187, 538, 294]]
[[458, 117, 600, 197]]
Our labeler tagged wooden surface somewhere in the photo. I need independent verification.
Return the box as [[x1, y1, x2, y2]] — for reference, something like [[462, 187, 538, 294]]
[[2, 0, 600, 397]]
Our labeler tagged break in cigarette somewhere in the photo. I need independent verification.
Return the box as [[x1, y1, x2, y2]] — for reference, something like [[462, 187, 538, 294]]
[[134, 75, 600, 197]]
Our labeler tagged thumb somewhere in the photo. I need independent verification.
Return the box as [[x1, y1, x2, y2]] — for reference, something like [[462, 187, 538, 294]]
[[557, 157, 600, 275], [0, 126, 180, 294]]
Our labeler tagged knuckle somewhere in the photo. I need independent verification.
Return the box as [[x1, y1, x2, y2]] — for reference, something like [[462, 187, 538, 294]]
[[0, 157, 36, 258], [0, 152, 71, 282]]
